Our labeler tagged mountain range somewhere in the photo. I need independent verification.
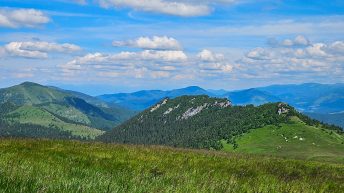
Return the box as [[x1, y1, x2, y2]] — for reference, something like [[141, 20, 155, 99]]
[[0, 82, 343, 162], [99, 95, 344, 162], [98, 83, 344, 128]]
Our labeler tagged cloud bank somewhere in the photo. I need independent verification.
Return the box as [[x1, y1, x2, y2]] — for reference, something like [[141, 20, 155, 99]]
[[113, 36, 182, 50], [61, 36, 233, 80], [238, 36, 344, 79]]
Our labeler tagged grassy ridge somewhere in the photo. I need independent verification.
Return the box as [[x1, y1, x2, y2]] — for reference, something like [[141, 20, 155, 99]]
[[222, 117, 344, 163], [0, 139, 343, 192]]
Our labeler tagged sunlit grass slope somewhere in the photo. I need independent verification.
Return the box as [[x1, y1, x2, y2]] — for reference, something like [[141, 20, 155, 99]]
[[6, 106, 104, 139], [222, 117, 344, 163], [0, 139, 343, 193]]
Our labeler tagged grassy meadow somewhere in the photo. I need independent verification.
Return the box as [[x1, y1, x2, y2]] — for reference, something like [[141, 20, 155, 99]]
[[222, 117, 344, 163], [0, 139, 343, 193]]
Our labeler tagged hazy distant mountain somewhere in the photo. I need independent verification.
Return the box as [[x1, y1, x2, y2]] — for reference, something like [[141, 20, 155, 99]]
[[222, 88, 280, 106], [98, 86, 213, 110], [207, 89, 228, 96], [96, 83, 344, 129], [99, 83, 344, 114], [257, 83, 344, 113], [306, 112, 344, 129]]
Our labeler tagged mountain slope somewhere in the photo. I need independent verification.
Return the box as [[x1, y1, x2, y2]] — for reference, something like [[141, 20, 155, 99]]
[[98, 95, 343, 161], [5, 105, 104, 139], [0, 82, 135, 139], [1, 139, 343, 192], [0, 82, 134, 129], [0, 103, 87, 140], [222, 116, 344, 162], [0, 82, 69, 105], [97, 86, 213, 110]]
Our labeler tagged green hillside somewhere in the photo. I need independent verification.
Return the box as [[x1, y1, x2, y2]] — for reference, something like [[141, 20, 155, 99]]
[[99, 95, 343, 162], [222, 117, 344, 163], [0, 82, 135, 139], [0, 82, 69, 105], [5, 106, 104, 139], [0, 139, 343, 193]]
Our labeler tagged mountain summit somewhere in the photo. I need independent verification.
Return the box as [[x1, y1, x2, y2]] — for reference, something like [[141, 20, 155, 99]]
[[99, 95, 344, 161]]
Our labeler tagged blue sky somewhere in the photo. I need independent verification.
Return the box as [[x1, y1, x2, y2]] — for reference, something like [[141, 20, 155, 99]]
[[0, 0, 343, 95]]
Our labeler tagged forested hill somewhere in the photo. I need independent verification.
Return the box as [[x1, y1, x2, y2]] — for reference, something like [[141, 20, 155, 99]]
[[0, 82, 135, 139], [98, 95, 343, 151]]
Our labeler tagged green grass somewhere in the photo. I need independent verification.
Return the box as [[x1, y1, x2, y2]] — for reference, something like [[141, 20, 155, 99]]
[[222, 117, 344, 163], [0, 139, 343, 193], [6, 106, 104, 139], [40, 103, 91, 125]]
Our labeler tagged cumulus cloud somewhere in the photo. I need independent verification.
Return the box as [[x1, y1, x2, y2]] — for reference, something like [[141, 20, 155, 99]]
[[246, 47, 273, 60], [61, 48, 233, 80], [198, 49, 224, 61], [63, 50, 187, 68], [1, 41, 81, 59], [270, 35, 311, 47], [281, 35, 310, 47], [113, 36, 182, 50], [0, 8, 50, 28], [97, 0, 236, 17], [238, 36, 344, 79], [197, 49, 233, 74], [324, 41, 344, 55]]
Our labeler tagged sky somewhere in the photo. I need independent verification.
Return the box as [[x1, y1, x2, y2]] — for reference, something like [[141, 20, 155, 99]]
[[0, 0, 344, 95]]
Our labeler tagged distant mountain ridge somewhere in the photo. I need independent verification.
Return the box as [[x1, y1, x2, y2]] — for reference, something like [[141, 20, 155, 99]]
[[97, 83, 344, 129], [257, 83, 344, 113], [222, 88, 280, 105], [98, 86, 213, 110]]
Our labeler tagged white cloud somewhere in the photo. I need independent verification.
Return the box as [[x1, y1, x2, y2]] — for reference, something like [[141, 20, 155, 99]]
[[326, 41, 344, 55], [305, 43, 328, 57], [281, 35, 310, 47], [2, 41, 81, 59], [198, 49, 233, 74], [294, 35, 310, 46], [63, 50, 187, 67], [238, 37, 344, 79], [141, 50, 187, 61], [61, 48, 233, 81], [246, 47, 272, 60], [0, 8, 50, 28], [198, 49, 224, 62], [97, 0, 236, 17], [113, 36, 182, 50]]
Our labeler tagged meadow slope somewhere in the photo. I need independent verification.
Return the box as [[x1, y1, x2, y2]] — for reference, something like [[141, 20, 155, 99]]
[[0, 139, 343, 193]]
